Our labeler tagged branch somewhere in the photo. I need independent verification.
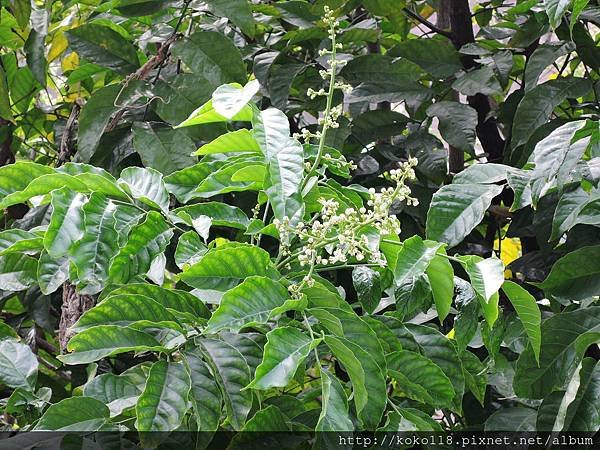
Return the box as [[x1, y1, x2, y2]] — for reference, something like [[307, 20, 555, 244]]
[[402, 7, 453, 39]]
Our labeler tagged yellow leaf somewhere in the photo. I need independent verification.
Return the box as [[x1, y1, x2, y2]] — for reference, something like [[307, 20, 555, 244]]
[[48, 31, 68, 62], [61, 52, 79, 72], [446, 328, 455, 339], [494, 237, 521, 278]]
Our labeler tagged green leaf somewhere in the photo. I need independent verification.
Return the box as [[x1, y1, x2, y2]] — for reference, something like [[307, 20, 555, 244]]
[[453, 163, 512, 185], [485, 407, 537, 431], [558, 358, 600, 431], [66, 23, 139, 73], [212, 80, 260, 119], [0, 161, 54, 197], [310, 307, 386, 370], [427, 254, 454, 322], [461, 350, 488, 406], [406, 324, 465, 412], [324, 335, 386, 429], [73, 294, 179, 332], [378, 409, 443, 432], [0, 253, 37, 291], [248, 327, 317, 390], [545, 0, 570, 28], [153, 73, 214, 125], [69, 193, 119, 294], [37, 251, 69, 295], [538, 244, 600, 301], [426, 183, 504, 248], [58, 325, 165, 365], [459, 255, 504, 303], [254, 108, 304, 225], [502, 281, 541, 364], [454, 278, 480, 352], [132, 122, 196, 175], [136, 360, 191, 432], [195, 129, 261, 155], [204, 0, 255, 37], [551, 186, 590, 240], [394, 235, 443, 288], [34, 397, 110, 431], [387, 350, 455, 408], [24, 30, 47, 87], [44, 187, 86, 258], [524, 42, 575, 92], [207, 276, 291, 333], [514, 307, 600, 399], [389, 38, 462, 78], [0, 338, 37, 390], [194, 157, 264, 198], [183, 350, 222, 432], [103, 283, 210, 322], [0, 65, 14, 121], [528, 120, 588, 206], [511, 78, 591, 148], [352, 266, 381, 314], [171, 31, 246, 86], [84, 367, 146, 416], [173, 202, 250, 229], [426, 101, 478, 152], [315, 371, 354, 448], [181, 244, 275, 300], [118, 166, 170, 213], [198, 338, 253, 430], [0, 173, 88, 210], [452, 66, 502, 96], [0, 229, 43, 255], [108, 211, 173, 284], [175, 231, 207, 269]]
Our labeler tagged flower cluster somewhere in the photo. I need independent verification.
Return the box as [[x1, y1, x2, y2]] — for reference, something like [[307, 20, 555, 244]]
[[275, 157, 419, 276]]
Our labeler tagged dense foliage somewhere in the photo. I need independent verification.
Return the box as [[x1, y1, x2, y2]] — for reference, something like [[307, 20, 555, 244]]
[[1, 0, 600, 446]]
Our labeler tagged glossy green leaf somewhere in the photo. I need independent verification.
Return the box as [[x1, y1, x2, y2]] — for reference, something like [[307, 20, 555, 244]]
[[426, 183, 503, 248], [389, 38, 461, 78], [511, 78, 591, 148], [69, 193, 119, 294], [66, 23, 139, 73], [204, 0, 255, 37], [459, 255, 504, 303], [118, 166, 170, 213], [406, 324, 465, 412], [485, 407, 537, 431], [108, 211, 173, 284], [0, 253, 37, 291], [0, 229, 43, 255], [426, 101, 478, 152], [352, 266, 381, 314], [84, 366, 146, 416], [427, 254, 454, 322], [452, 66, 502, 96], [324, 335, 386, 429], [73, 294, 180, 332], [175, 231, 207, 269], [181, 244, 275, 300], [387, 350, 455, 408], [249, 327, 316, 390], [315, 370, 354, 448], [171, 31, 246, 86], [207, 276, 291, 333], [194, 157, 264, 198], [254, 108, 304, 225], [538, 244, 600, 301], [44, 187, 86, 258], [394, 235, 442, 289], [461, 350, 488, 406], [0, 173, 88, 210], [502, 281, 541, 364], [136, 360, 191, 431], [37, 251, 69, 295], [0, 338, 37, 390], [173, 201, 250, 229], [198, 338, 253, 430], [24, 30, 47, 87], [183, 350, 222, 432], [34, 397, 110, 431], [59, 325, 165, 365], [514, 307, 600, 399], [132, 122, 196, 175], [545, 0, 570, 28], [378, 409, 443, 432], [0, 161, 54, 198], [102, 283, 210, 322], [195, 129, 261, 155]]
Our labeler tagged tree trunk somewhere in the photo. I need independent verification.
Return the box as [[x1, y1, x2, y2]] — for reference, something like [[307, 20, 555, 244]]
[[437, 0, 464, 174], [58, 282, 94, 351]]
